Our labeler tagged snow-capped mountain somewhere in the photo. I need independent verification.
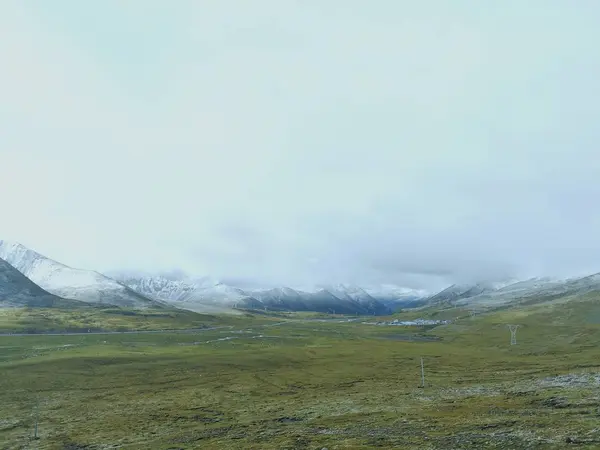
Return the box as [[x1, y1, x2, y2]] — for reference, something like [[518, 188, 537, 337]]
[[190, 282, 260, 307], [424, 280, 517, 305], [361, 285, 430, 311], [424, 273, 600, 311], [426, 283, 481, 304], [301, 288, 364, 314], [363, 284, 429, 302], [112, 271, 216, 303], [115, 271, 396, 315], [247, 285, 390, 314], [0, 241, 159, 308], [110, 272, 261, 313], [250, 287, 306, 308], [0, 257, 82, 308], [326, 284, 390, 314]]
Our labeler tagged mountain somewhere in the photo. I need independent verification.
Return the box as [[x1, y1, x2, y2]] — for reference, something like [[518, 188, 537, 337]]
[[248, 286, 387, 314], [111, 272, 260, 313], [426, 284, 478, 304], [0, 257, 84, 308], [115, 272, 394, 315], [301, 288, 361, 314], [363, 285, 428, 302], [189, 283, 261, 308], [424, 281, 512, 306], [361, 285, 429, 311], [426, 274, 600, 312], [0, 241, 159, 308], [113, 272, 215, 303], [251, 287, 307, 309], [326, 284, 391, 314]]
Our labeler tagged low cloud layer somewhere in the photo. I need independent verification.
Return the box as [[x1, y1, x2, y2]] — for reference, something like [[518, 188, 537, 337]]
[[2, 1, 600, 290]]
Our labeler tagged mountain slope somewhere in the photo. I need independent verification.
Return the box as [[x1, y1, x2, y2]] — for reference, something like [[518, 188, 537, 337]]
[[115, 272, 394, 315], [112, 272, 261, 313], [188, 283, 261, 308], [362, 285, 429, 311], [251, 287, 307, 310], [327, 284, 391, 314], [300, 288, 359, 314], [0, 257, 84, 308], [426, 284, 476, 304], [113, 272, 214, 303], [0, 241, 159, 308], [436, 274, 600, 312]]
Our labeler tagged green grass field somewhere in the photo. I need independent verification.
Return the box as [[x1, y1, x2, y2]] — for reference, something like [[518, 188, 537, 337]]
[[0, 307, 255, 334], [2, 296, 600, 449]]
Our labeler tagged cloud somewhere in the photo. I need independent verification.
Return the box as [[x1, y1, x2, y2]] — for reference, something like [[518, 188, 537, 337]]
[[2, 1, 600, 290]]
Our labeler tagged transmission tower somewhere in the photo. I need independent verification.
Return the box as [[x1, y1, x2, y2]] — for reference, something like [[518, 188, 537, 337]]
[[507, 324, 520, 345]]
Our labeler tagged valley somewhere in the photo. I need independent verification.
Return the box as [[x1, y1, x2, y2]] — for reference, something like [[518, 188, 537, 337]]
[[2, 290, 600, 449], [3, 241, 600, 448], [3, 3, 597, 448]]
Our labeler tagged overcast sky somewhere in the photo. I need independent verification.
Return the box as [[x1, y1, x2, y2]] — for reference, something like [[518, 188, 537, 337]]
[[2, 1, 600, 291]]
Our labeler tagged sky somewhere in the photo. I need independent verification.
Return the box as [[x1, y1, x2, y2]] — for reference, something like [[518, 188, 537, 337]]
[[2, 1, 600, 292]]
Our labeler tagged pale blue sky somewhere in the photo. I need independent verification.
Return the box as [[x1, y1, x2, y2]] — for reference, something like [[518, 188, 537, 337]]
[[2, 1, 600, 290]]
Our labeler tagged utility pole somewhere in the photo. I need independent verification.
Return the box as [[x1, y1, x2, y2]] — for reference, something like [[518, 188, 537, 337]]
[[420, 357, 425, 388], [33, 395, 40, 440]]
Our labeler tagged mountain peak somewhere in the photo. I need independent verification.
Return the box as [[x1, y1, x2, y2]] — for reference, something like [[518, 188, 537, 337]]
[[0, 240, 70, 270], [0, 241, 157, 308]]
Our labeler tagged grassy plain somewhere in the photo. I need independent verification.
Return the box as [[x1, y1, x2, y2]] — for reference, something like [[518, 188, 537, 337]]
[[2, 296, 600, 449], [0, 307, 251, 334]]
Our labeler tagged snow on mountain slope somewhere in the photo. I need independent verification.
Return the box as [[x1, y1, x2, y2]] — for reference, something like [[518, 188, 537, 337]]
[[251, 287, 306, 306], [493, 277, 565, 295], [441, 274, 600, 310], [362, 285, 429, 310], [363, 285, 429, 301], [458, 282, 501, 299], [300, 288, 360, 314], [0, 241, 159, 308], [0, 257, 84, 308], [247, 286, 364, 313], [329, 284, 375, 303], [242, 284, 390, 314], [326, 284, 391, 314], [425, 284, 477, 304], [191, 283, 259, 306], [112, 272, 261, 312], [115, 271, 395, 315], [111, 272, 216, 303], [424, 279, 544, 309]]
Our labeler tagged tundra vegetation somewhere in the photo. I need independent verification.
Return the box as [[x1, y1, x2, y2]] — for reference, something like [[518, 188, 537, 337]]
[[2, 293, 600, 449]]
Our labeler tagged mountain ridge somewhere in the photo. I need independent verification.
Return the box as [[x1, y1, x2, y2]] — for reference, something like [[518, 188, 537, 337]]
[[0, 257, 85, 308], [12, 240, 600, 316], [0, 240, 161, 308]]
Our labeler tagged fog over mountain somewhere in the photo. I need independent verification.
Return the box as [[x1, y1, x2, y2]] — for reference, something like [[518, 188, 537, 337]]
[[5, 239, 600, 316], [0, 241, 160, 308], [2, 1, 600, 290]]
